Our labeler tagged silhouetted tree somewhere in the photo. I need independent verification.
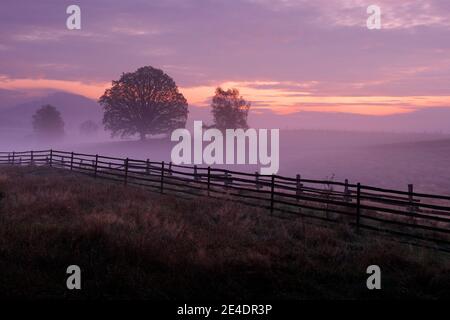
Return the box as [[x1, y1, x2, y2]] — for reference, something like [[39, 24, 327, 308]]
[[211, 87, 250, 130], [99, 66, 188, 140], [32, 104, 64, 138], [79, 120, 99, 136]]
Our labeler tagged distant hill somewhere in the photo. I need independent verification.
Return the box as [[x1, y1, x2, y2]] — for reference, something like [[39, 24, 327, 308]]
[[0, 91, 102, 131], [0, 88, 39, 109]]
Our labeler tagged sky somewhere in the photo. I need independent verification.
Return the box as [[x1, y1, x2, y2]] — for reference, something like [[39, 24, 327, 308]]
[[0, 0, 450, 116]]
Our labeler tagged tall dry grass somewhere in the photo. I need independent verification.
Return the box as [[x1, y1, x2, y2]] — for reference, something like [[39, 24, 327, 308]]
[[0, 166, 449, 299]]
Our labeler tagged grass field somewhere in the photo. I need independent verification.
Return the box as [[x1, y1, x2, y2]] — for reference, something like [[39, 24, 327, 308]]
[[0, 166, 449, 300]]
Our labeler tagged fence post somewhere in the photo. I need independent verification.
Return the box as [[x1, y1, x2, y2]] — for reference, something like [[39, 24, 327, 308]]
[[124, 158, 129, 186], [8, 153, 11, 164], [356, 183, 361, 232], [94, 154, 99, 178], [408, 184, 416, 216], [207, 166, 211, 197], [255, 171, 260, 191], [270, 175, 275, 216], [344, 179, 350, 202], [408, 184, 413, 209], [296, 174, 302, 202], [30, 151, 34, 165], [49, 149, 53, 167], [194, 165, 199, 181], [168, 162, 173, 176], [146, 159, 150, 175], [160, 161, 165, 194], [12, 151, 15, 165], [70, 152, 74, 171], [224, 171, 231, 189]]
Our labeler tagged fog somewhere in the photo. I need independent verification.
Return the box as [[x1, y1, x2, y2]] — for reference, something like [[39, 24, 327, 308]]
[[2, 91, 450, 195], [1, 125, 449, 195]]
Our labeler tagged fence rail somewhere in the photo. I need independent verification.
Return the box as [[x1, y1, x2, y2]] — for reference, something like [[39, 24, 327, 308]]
[[1, 149, 450, 251]]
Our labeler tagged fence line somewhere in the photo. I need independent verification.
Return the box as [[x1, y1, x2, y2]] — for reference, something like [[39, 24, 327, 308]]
[[1, 149, 450, 251]]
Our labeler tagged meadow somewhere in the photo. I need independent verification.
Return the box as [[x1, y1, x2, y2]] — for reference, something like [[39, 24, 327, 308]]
[[0, 165, 449, 299]]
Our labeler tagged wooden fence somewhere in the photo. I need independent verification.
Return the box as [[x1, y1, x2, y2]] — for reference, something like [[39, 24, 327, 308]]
[[1, 149, 450, 251]]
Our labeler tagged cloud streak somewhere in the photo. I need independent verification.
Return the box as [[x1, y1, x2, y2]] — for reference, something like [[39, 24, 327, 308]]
[[0, 0, 449, 116]]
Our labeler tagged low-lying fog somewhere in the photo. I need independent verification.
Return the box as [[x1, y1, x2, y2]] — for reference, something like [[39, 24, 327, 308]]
[[1, 128, 449, 195]]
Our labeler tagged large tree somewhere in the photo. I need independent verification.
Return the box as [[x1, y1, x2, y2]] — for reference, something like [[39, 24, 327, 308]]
[[99, 66, 188, 140], [32, 104, 65, 138], [211, 87, 250, 130]]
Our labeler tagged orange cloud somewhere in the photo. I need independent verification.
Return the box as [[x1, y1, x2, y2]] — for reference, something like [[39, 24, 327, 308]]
[[181, 81, 450, 115], [0, 76, 109, 100], [2, 76, 450, 116]]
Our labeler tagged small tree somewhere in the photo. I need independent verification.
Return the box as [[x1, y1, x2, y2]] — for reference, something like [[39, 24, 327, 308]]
[[99, 66, 188, 140], [79, 120, 99, 136], [32, 104, 64, 138], [211, 87, 251, 130]]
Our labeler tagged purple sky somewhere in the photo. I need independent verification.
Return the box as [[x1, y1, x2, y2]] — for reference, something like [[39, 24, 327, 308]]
[[1, 0, 450, 115]]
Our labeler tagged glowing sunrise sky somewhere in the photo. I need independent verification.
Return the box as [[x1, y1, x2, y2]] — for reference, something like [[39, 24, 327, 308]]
[[1, 0, 450, 116]]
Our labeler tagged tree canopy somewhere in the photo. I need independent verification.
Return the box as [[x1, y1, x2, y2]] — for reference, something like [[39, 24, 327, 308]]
[[32, 104, 65, 138], [99, 66, 188, 140], [211, 87, 250, 130]]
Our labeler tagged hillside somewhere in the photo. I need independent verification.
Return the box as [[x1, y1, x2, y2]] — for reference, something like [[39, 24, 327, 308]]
[[0, 166, 449, 299], [0, 91, 102, 131]]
